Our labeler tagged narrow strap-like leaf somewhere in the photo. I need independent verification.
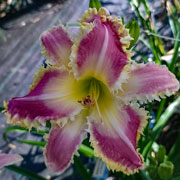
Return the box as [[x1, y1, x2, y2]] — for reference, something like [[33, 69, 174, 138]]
[[5, 165, 46, 180], [143, 97, 180, 159], [89, 0, 101, 10]]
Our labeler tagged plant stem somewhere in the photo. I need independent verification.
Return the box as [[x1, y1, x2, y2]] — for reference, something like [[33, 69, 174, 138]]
[[169, 30, 180, 72], [140, 170, 152, 180], [156, 99, 166, 123]]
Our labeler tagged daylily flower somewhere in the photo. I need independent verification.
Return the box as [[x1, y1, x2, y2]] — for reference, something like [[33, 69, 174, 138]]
[[4, 8, 179, 175], [0, 153, 23, 168]]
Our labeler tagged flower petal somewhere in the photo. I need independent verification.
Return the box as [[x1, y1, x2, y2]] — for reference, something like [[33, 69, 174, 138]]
[[70, 8, 132, 88], [6, 67, 83, 128], [0, 153, 23, 168], [119, 62, 179, 103], [41, 26, 72, 67], [88, 99, 148, 175], [44, 111, 87, 173]]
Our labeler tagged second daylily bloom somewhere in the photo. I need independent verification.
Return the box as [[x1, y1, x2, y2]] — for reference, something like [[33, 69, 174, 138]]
[[5, 8, 179, 175], [0, 153, 23, 168]]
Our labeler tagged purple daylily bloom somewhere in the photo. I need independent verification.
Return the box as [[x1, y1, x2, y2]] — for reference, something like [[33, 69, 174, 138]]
[[5, 8, 179, 175]]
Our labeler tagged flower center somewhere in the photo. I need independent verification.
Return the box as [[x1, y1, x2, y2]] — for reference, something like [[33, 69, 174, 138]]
[[78, 95, 94, 107], [78, 77, 109, 107], [89, 79, 100, 101], [77, 78, 102, 107]]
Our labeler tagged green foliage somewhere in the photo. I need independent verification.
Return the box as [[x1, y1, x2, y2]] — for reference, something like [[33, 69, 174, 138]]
[[5, 165, 46, 180], [74, 156, 92, 180], [142, 97, 180, 160], [3, 125, 48, 143], [169, 131, 180, 161], [89, 0, 102, 10], [125, 18, 140, 49], [157, 145, 166, 164], [146, 144, 175, 180]]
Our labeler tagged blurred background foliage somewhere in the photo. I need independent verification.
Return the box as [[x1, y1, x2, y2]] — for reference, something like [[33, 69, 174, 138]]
[[0, 0, 180, 179], [0, 0, 58, 19]]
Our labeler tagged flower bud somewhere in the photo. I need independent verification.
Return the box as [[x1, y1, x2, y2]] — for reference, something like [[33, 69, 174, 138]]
[[158, 161, 174, 179]]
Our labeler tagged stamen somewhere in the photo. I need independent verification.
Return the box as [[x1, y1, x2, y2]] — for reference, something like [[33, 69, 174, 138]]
[[77, 79, 102, 120], [90, 80, 103, 120], [90, 80, 100, 100], [78, 95, 94, 107], [94, 97, 103, 121]]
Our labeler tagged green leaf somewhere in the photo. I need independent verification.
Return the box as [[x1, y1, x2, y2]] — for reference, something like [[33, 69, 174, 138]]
[[74, 156, 92, 180], [5, 165, 46, 180], [139, 170, 152, 180], [17, 139, 46, 147], [89, 0, 102, 10], [3, 126, 27, 143], [121, 17, 125, 24], [169, 130, 180, 160], [155, 36, 165, 55], [125, 18, 140, 49], [167, 1, 179, 37]]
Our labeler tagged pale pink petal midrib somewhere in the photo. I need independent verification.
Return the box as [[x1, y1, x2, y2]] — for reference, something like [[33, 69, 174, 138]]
[[95, 25, 109, 75], [110, 117, 139, 157]]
